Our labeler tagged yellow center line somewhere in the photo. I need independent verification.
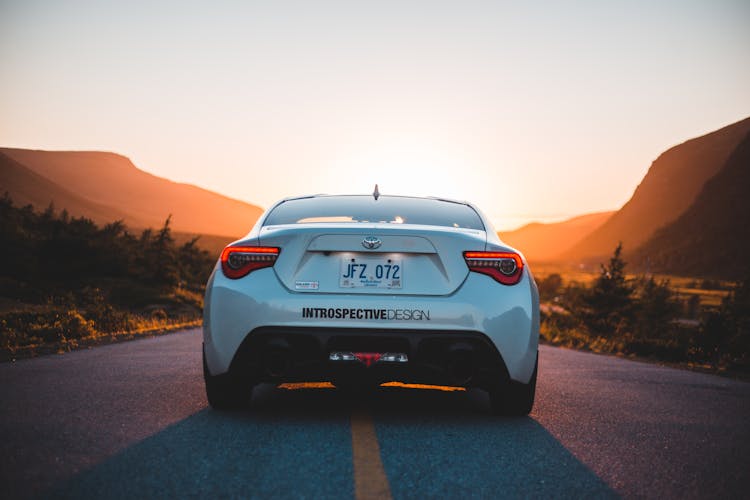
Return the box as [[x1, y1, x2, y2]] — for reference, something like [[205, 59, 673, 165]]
[[351, 410, 393, 500]]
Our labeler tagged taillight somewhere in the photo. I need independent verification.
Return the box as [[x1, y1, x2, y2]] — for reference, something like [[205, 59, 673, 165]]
[[463, 251, 524, 285], [220, 246, 280, 279]]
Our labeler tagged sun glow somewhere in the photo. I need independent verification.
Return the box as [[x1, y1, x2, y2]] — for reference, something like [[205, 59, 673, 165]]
[[327, 141, 488, 203]]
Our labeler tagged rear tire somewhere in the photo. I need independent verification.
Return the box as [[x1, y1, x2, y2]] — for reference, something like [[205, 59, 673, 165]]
[[203, 349, 253, 410], [490, 354, 537, 416]]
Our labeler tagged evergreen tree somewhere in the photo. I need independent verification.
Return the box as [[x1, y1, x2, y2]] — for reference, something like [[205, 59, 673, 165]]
[[581, 243, 635, 336], [143, 216, 179, 289], [633, 276, 680, 339], [177, 236, 213, 288]]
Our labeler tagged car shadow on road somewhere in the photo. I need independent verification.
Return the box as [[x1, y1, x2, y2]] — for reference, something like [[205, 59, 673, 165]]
[[366, 386, 616, 498], [51, 383, 615, 499]]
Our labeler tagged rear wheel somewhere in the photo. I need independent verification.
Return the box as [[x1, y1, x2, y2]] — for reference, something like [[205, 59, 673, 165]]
[[203, 349, 253, 410], [490, 354, 537, 416]]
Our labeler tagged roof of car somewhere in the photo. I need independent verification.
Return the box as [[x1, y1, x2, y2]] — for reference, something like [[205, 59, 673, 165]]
[[279, 193, 470, 206]]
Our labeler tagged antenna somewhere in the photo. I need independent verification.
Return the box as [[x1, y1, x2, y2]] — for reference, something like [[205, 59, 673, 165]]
[[373, 184, 380, 200]]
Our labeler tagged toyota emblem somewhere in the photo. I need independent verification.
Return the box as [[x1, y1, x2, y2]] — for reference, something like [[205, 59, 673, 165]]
[[362, 236, 382, 249]]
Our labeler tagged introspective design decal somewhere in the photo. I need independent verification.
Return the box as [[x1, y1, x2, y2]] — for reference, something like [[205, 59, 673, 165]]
[[302, 307, 430, 320]]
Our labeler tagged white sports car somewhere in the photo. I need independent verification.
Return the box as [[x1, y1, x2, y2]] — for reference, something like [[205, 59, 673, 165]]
[[202, 193, 539, 415]]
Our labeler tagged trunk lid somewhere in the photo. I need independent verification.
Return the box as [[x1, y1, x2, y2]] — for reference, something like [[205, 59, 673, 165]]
[[259, 223, 486, 296]]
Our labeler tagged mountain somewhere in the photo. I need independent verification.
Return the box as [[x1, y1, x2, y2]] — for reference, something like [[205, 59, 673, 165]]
[[632, 132, 750, 279], [499, 211, 613, 262], [0, 148, 263, 238], [564, 116, 750, 261], [0, 151, 138, 225]]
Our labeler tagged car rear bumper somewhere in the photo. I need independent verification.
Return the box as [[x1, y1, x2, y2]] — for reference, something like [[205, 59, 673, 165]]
[[203, 267, 539, 385], [215, 326, 511, 389]]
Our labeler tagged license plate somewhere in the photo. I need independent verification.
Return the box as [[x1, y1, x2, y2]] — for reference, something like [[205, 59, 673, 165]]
[[339, 256, 402, 289]]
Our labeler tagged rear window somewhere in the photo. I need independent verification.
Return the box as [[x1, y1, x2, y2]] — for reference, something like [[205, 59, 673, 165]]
[[263, 196, 485, 230]]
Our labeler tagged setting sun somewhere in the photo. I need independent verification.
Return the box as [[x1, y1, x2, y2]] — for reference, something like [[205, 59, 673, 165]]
[[327, 140, 482, 201]]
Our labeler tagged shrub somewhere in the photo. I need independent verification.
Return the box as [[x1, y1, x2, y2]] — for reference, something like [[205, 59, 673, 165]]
[[538, 273, 563, 301], [150, 308, 168, 322], [54, 309, 97, 340]]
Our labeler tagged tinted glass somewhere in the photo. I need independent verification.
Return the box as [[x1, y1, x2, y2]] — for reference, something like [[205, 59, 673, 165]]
[[264, 196, 484, 230]]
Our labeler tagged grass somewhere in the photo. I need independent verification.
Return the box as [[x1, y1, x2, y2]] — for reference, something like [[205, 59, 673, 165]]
[[2, 317, 201, 362], [538, 301, 749, 379], [0, 290, 203, 361]]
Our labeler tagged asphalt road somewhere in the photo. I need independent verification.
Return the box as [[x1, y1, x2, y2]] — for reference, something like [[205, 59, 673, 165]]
[[1, 328, 748, 499]]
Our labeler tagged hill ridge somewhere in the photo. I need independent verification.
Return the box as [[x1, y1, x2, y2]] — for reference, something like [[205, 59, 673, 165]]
[[499, 211, 614, 262], [631, 130, 750, 278], [564, 116, 750, 260], [0, 147, 264, 238], [0, 151, 142, 226]]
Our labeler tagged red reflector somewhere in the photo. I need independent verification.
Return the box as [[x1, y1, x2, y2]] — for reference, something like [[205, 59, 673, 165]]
[[353, 352, 382, 367], [220, 246, 280, 279], [463, 251, 524, 285]]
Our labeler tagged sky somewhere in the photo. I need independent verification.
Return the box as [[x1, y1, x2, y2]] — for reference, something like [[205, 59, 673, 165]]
[[1, 0, 749, 231]]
